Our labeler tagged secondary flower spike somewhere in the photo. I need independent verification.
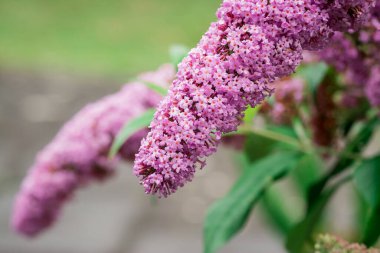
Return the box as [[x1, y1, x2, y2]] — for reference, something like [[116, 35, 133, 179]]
[[320, 0, 380, 107], [12, 65, 174, 237], [134, 0, 375, 197]]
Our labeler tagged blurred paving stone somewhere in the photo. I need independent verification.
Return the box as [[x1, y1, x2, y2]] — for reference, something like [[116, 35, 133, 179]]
[[126, 199, 286, 253], [0, 68, 119, 183], [0, 165, 147, 253]]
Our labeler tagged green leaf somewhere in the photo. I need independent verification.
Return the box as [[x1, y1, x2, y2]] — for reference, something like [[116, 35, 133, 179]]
[[243, 125, 299, 164], [261, 184, 300, 235], [243, 125, 301, 236], [362, 204, 380, 247], [244, 132, 277, 162], [142, 81, 168, 96], [286, 179, 345, 253], [354, 156, 380, 207], [260, 150, 322, 237], [355, 192, 370, 237], [354, 156, 380, 246], [170, 44, 189, 69], [108, 109, 156, 158], [292, 154, 323, 197], [204, 152, 300, 253], [243, 105, 260, 125], [295, 62, 329, 91]]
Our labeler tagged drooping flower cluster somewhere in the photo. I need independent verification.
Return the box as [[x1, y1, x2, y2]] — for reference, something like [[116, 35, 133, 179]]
[[315, 234, 380, 253], [134, 0, 375, 197], [12, 65, 174, 237], [320, 0, 380, 106]]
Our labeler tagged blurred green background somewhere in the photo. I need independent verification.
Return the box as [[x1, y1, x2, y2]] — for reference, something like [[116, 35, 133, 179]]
[[0, 0, 220, 78]]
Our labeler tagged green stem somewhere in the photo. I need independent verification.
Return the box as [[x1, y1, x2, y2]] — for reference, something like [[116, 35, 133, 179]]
[[286, 174, 352, 253], [261, 185, 300, 235], [229, 127, 302, 149], [307, 115, 379, 210], [292, 118, 316, 156], [315, 146, 363, 160]]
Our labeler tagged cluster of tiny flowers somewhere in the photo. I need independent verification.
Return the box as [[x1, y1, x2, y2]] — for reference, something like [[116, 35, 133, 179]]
[[315, 234, 380, 253], [12, 65, 174, 237], [322, 0, 376, 32], [134, 0, 375, 197], [320, 0, 380, 106]]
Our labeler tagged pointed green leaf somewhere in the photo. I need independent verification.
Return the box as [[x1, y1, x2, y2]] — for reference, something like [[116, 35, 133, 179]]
[[108, 109, 156, 158], [286, 189, 334, 253], [354, 156, 380, 207], [204, 152, 300, 253], [261, 153, 323, 236], [243, 106, 260, 125], [295, 62, 329, 91], [354, 156, 380, 246], [170, 44, 189, 69], [142, 81, 168, 96], [244, 132, 277, 162], [261, 184, 300, 235], [286, 176, 350, 253], [292, 154, 323, 197], [362, 204, 380, 247]]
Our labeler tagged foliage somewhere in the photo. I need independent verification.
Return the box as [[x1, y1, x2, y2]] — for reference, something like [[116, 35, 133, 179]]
[[200, 58, 380, 252], [354, 156, 380, 246], [204, 152, 300, 253], [109, 109, 155, 158]]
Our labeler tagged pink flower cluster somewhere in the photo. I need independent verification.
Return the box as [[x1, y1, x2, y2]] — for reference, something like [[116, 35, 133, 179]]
[[134, 0, 375, 197], [323, 0, 375, 31], [320, 0, 380, 106], [12, 65, 174, 237]]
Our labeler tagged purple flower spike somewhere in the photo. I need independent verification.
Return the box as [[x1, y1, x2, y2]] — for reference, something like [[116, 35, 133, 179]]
[[12, 65, 174, 237], [134, 0, 375, 197], [320, 0, 380, 107]]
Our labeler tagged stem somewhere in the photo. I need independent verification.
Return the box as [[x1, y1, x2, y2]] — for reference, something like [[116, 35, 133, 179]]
[[286, 173, 352, 253], [315, 146, 363, 160], [234, 127, 302, 149], [293, 118, 313, 152], [307, 115, 379, 210]]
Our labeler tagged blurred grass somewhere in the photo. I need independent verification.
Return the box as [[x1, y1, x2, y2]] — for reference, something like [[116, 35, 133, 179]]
[[0, 0, 220, 77]]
